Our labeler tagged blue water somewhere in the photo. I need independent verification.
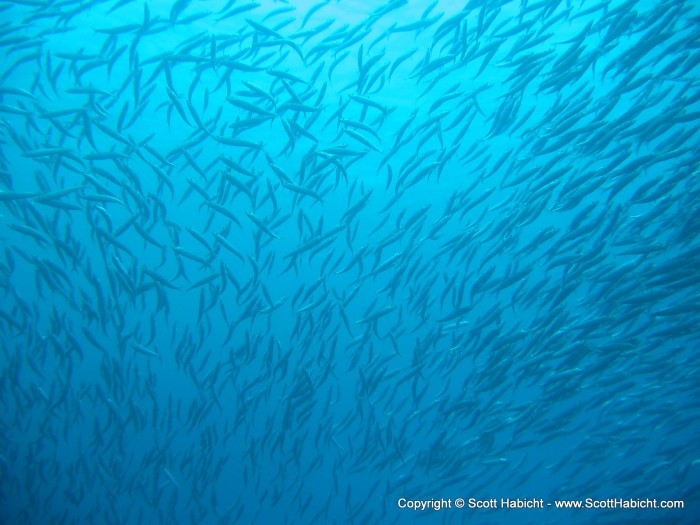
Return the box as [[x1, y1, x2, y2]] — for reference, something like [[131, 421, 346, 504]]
[[0, 0, 699, 523]]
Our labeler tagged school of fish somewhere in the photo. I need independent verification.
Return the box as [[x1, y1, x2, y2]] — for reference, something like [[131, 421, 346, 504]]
[[0, 0, 699, 523]]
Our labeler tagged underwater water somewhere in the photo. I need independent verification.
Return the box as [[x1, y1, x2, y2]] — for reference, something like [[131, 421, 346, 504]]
[[0, 0, 699, 523]]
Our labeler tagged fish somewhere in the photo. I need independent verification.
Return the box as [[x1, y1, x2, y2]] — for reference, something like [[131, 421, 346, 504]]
[[0, 1, 698, 524]]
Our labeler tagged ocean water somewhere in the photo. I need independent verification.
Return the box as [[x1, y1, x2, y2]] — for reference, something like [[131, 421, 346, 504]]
[[0, 0, 699, 524]]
